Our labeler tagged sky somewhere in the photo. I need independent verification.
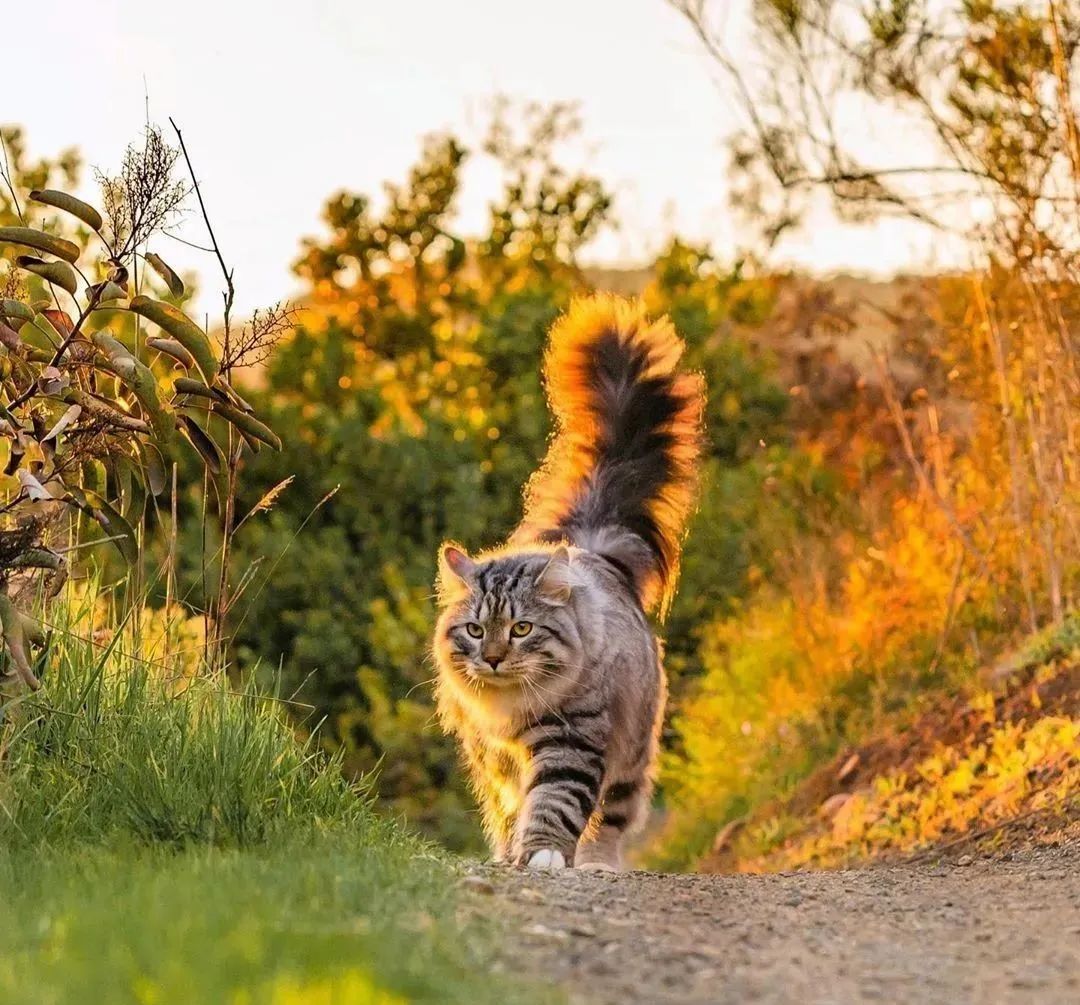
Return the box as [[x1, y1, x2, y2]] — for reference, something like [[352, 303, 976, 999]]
[[6, 0, 958, 317]]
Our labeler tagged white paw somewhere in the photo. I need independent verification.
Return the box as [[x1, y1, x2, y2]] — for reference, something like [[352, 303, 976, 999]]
[[576, 860, 617, 872], [526, 849, 566, 870]]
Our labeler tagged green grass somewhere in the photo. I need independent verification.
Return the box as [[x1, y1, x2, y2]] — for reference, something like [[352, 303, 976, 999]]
[[0, 589, 548, 1004], [0, 834, 536, 1005]]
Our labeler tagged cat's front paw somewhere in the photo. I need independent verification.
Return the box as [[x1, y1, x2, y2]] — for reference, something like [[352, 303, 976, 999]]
[[525, 848, 566, 870]]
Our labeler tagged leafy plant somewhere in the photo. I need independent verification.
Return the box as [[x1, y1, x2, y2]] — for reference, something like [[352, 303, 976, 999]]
[[0, 125, 283, 690]]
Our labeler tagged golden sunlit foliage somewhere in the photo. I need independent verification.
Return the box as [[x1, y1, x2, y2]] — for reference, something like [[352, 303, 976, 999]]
[[649, 0, 1080, 872], [708, 624, 1080, 873]]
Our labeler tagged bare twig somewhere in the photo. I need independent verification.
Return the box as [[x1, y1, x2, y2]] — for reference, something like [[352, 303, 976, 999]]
[[168, 118, 235, 343]]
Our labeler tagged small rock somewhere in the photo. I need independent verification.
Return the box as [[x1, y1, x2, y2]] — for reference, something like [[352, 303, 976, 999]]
[[568, 923, 597, 937], [523, 923, 568, 940], [957, 854, 974, 867], [459, 875, 495, 895], [517, 887, 545, 903]]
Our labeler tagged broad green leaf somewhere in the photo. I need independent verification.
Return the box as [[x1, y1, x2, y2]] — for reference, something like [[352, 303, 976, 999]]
[[86, 280, 128, 304], [27, 311, 66, 348], [92, 330, 135, 364], [114, 453, 146, 522], [145, 252, 185, 297], [16, 256, 78, 296], [28, 189, 103, 231], [80, 458, 107, 495], [106, 355, 179, 457], [177, 414, 222, 473], [81, 488, 140, 566], [138, 440, 168, 495], [0, 226, 80, 263], [42, 403, 82, 441], [128, 296, 219, 382], [0, 300, 33, 323]]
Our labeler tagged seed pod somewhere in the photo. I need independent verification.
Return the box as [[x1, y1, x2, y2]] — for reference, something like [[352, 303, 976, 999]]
[[147, 337, 195, 370], [28, 189, 104, 231], [128, 296, 219, 382], [0, 226, 80, 264], [210, 400, 281, 450], [173, 376, 228, 402]]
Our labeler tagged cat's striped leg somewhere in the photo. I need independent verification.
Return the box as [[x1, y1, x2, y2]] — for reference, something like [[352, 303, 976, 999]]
[[462, 734, 517, 863], [513, 709, 609, 869], [576, 777, 650, 871]]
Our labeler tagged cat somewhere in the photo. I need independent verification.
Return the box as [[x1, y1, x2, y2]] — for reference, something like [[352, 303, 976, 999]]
[[432, 294, 704, 870]]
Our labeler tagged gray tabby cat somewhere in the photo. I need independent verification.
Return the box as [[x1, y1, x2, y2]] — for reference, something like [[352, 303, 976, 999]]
[[433, 294, 704, 870]]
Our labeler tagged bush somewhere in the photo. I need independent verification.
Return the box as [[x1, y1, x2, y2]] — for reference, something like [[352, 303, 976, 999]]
[[0, 124, 284, 689]]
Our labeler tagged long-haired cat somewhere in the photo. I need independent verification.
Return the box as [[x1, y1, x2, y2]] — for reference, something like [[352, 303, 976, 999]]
[[432, 295, 704, 870]]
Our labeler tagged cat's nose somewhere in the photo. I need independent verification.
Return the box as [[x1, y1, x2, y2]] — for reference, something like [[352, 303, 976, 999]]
[[484, 655, 503, 672]]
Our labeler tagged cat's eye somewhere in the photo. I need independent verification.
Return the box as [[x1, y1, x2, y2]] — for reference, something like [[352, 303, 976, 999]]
[[464, 623, 484, 639], [510, 621, 533, 638]]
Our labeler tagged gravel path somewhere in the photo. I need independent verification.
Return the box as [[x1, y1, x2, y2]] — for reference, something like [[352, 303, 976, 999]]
[[463, 844, 1080, 1004]]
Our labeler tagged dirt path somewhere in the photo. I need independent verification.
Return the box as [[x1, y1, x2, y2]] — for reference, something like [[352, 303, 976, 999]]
[[464, 842, 1080, 1004]]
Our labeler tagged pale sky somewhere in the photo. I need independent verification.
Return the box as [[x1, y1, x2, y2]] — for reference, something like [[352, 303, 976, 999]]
[[7, 0, 957, 317]]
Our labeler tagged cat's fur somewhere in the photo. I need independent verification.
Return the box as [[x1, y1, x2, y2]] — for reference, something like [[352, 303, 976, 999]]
[[432, 295, 704, 870]]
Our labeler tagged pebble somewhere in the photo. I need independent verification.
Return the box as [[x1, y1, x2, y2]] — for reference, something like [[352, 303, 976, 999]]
[[957, 854, 974, 867], [523, 923, 569, 940], [568, 923, 597, 937]]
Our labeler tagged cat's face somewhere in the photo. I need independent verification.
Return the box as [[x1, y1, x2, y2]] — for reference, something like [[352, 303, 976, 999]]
[[435, 545, 581, 693]]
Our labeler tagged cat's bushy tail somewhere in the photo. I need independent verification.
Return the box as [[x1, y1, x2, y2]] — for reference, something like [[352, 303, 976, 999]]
[[514, 294, 705, 618]]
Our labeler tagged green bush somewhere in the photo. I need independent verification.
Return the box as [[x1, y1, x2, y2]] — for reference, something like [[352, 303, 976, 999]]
[[219, 174, 788, 846]]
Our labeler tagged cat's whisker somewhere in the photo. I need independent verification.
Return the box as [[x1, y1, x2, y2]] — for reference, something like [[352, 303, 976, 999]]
[[405, 674, 442, 698]]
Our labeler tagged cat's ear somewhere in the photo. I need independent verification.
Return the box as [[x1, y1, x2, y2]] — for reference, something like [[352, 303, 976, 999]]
[[438, 543, 476, 601], [535, 546, 573, 605]]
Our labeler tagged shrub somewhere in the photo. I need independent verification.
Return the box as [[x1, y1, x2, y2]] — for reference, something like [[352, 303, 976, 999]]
[[0, 124, 284, 691]]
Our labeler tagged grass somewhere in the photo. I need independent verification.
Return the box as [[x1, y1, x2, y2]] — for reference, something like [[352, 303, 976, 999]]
[[0, 834, 535, 1005], [0, 587, 549, 1004]]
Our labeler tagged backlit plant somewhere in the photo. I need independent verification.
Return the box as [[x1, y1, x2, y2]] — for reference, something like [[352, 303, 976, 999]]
[[0, 125, 282, 690]]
